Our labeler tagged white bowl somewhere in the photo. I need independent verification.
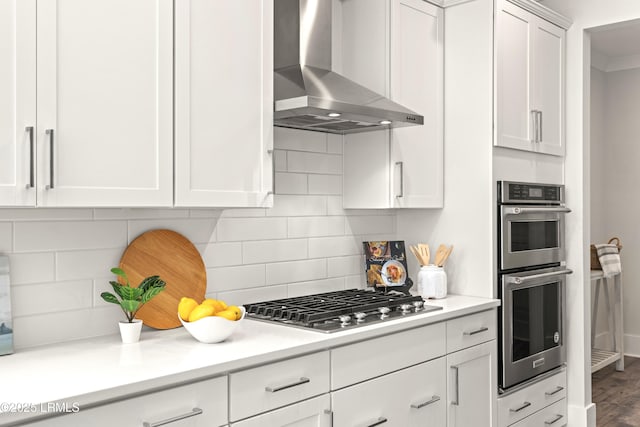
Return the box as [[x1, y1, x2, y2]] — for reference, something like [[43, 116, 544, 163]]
[[179, 306, 245, 343]]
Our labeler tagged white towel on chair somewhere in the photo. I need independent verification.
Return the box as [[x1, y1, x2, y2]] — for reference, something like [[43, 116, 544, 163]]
[[595, 243, 622, 278]]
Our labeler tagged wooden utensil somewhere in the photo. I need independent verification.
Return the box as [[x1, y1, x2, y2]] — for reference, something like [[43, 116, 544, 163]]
[[418, 243, 430, 265], [118, 229, 207, 329], [436, 245, 454, 267]]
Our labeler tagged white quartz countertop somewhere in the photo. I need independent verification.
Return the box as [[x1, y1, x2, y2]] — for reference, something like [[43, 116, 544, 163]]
[[0, 294, 499, 425]]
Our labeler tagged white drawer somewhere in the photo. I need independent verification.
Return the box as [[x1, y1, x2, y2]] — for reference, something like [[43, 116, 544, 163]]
[[498, 369, 567, 427], [25, 376, 228, 427], [229, 351, 330, 422], [446, 309, 497, 353], [331, 322, 446, 389], [230, 395, 331, 427], [510, 399, 567, 427], [331, 357, 447, 427]]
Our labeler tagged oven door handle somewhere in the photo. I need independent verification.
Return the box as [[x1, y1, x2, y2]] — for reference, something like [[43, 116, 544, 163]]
[[503, 207, 571, 215], [506, 269, 573, 285]]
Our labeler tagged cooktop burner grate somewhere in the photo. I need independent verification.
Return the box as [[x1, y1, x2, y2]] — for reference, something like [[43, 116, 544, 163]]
[[243, 288, 442, 333]]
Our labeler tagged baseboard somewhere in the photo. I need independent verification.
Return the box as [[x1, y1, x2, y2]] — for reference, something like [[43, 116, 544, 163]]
[[624, 333, 640, 357]]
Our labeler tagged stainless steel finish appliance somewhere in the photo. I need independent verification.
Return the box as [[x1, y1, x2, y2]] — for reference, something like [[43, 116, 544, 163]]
[[497, 181, 572, 392], [244, 288, 441, 333], [274, 0, 424, 134]]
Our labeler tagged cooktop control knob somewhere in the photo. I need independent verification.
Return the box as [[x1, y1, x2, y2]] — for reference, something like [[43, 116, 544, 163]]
[[338, 315, 351, 326], [378, 307, 391, 318], [413, 301, 424, 310], [400, 303, 412, 314], [354, 312, 367, 322]]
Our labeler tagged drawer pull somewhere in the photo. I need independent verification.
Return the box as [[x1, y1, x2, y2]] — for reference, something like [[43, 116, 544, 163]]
[[463, 326, 489, 336], [545, 414, 563, 425], [142, 407, 203, 427], [411, 395, 441, 409], [545, 386, 564, 396], [265, 376, 310, 393], [25, 126, 35, 188], [366, 416, 388, 427], [451, 365, 460, 406], [510, 401, 532, 413]]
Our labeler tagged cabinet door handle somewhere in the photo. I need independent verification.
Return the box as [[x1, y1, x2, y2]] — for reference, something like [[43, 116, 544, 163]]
[[267, 149, 275, 195], [509, 401, 532, 413], [395, 161, 404, 198], [366, 416, 388, 427], [45, 129, 54, 189], [142, 407, 203, 427], [265, 376, 310, 392], [545, 414, 564, 425], [25, 126, 35, 189], [322, 409, 333, 427], [451, 365, 459, 406], [463, 326, 489, 336], [545, 385, 564, 396], [538, 110, 543, 143], [530, 110, 538, 143], [411, 395, 441, 409]]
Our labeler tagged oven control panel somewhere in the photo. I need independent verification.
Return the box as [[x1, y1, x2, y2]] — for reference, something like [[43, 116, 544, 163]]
[[499, 181, 564, 204]]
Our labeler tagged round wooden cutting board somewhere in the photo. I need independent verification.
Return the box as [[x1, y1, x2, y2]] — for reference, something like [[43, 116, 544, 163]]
[[118, 229, 207, 329]]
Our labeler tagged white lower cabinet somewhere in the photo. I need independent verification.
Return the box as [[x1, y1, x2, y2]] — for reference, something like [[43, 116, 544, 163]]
[[332, 357, 447, 427], [230, 395, 331, 427], [24, 376, 228, 427], [497, 369, 566, 427]]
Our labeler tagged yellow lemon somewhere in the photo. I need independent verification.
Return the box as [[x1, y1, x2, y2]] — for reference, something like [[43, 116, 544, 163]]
[[226, 305, 243, 320], [178, 297, 199, 321], [188, 304, 216, 322], [201, 298, 227, 313], [215, 310, 237, 321]]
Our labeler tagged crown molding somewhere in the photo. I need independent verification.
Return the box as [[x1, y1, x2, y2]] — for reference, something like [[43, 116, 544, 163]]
[[506, 0, 572, 29]]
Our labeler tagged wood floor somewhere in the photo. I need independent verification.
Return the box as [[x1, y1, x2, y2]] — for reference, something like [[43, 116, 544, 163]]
[[592, 356, 640, 426]]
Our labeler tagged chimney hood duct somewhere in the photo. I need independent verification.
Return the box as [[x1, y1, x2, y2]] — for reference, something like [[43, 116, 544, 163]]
[[274, 0, 424, 135]]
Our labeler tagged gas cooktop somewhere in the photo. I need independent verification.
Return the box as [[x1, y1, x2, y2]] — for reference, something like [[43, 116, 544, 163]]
[[243, 288, 442, 333]]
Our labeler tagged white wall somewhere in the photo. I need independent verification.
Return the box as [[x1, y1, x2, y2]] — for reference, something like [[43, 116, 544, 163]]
[[0, 127, 398, 349]]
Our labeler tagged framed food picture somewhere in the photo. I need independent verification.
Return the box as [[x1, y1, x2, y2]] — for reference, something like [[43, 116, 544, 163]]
[[0, 256, 12, 356], [363, 241, 409, 288]]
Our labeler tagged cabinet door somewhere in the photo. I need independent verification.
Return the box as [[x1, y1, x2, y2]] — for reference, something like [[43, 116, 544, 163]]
[[332, 357, 447, 427], [495, 0, 533, 152], [0, 0, 36, 206], [175, 0, 274, 208], [36, 0, 173, 207], [532, 18, 564, 156], [447, 340, 497, 427], [389, 0, 443, 208], [231, 395, 331, 427]]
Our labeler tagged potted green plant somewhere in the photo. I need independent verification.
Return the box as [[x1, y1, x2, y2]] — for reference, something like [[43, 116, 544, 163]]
[[101, 267, 166, 343]]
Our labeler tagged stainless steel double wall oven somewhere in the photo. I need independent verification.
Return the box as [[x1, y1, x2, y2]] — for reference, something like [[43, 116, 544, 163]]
[[497, 181, 572, 392]]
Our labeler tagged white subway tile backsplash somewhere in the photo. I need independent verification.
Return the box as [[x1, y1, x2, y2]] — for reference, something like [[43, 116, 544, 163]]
[[308, 236, 362, 259], [345, 274, 367, 289], [214, 285, 288, 307], [128, 218, 217, 244], [14, 221, 127, 252], [188, 209, 222, 218], [242, 239, 308, 264], [11, 280, 93, 316], [327, 196, 395, 216], [200, 242, 243, 267], [327, 255, 363, 278], [274, 150, 287, 172], [274, 127, 327, 153], [287, 277, 345, 297], [56, 248, 124, 281], [207, 264, 265, 292], [93, 209, 190, 220], [327, 134, 343, 154], [288, 151, 342, 174], [275, 172, 308, 195], [266, 258, 326, 285], [216, 217, 287, 242], [345, 215, 396, 236], [287, 216, 344, 238], [308, 174, 342, 195], [9, 252, 55, 285], [266, 195, 327, 217], [0, 223, 12, 252], [219, 208, 267, 218], [0, 208, 93, 221]]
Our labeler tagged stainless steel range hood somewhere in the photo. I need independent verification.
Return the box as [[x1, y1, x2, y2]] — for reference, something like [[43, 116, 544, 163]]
[[274, 0, 424, 134]]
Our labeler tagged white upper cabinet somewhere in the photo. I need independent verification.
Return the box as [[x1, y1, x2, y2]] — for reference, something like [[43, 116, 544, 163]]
[[495, 0, 565, 156], [0, 0, 36, 206], [36, 0, 174, 206], [340, 0, 444, 208], [175, 0, 274, 208]]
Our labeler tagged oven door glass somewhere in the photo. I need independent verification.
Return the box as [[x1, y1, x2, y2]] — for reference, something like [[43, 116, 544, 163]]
[[500, 267, 570, 390], [500, 206, 566, 270]]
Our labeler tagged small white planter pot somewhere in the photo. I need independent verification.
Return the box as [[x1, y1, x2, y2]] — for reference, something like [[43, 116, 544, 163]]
[[118, 319, 143, 343]]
